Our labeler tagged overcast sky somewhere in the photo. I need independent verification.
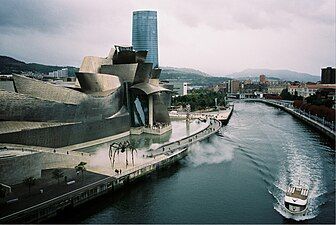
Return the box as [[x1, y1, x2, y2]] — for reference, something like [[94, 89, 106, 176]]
[[0, 0, 335, 75]]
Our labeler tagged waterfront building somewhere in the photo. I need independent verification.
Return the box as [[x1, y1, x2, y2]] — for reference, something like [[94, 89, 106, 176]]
[[132, 10, 159, 68], [267, 84, 287, 95], [47, 68, 68, 78], [0, 46, 171, 149], [183, 82, 188, 95], [164, 80, 189, 96], [259, 74, 267, 84], [288, 83, 319, 98], [321, 67, 335, 84], [243, 79, 252, 85], [226, 79, 241, 93]]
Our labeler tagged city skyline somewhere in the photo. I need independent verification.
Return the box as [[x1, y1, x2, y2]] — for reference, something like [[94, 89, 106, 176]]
[[0, 0, 335, 76]]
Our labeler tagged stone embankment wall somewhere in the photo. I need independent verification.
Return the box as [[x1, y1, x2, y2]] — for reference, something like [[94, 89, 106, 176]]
[[0, 114, 130, 148], [0, 119, 222, 223], [247, 99, 335, 140], [0, 149, 88, 185]]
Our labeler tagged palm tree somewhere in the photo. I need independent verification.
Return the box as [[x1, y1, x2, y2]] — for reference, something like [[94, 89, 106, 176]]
[[75, 162, 87, 181], [0, 185, 7, 204], [52, 169, 64, 184], [23, 176, 36, 194]]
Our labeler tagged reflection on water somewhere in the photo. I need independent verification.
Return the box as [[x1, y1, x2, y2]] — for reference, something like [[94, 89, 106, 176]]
[[50, 101, 334, 224]]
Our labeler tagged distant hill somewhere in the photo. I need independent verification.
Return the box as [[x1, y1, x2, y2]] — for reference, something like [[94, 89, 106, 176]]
[[161, 67, 229, 86], [226, 68, 320, 82], [0, 56, 78, 76]]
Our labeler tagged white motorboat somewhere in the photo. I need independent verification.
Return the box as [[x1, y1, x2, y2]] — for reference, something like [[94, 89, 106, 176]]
[[284, 183, 309, 216]]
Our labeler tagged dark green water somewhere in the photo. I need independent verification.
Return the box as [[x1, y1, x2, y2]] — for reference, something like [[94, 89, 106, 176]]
[[55, 102, 335, 223]]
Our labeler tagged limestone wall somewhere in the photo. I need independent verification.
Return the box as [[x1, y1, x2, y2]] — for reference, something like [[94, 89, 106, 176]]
[[0, 150, 87, 185], [0, 114, 130, 148], [0, 151, 42, 185]]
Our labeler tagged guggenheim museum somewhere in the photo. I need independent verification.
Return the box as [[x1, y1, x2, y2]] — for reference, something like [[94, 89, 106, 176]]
[[0, 46, 172, 148]]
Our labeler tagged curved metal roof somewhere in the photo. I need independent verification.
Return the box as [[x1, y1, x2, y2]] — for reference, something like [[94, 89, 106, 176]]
[[130, 82, 171, 95]]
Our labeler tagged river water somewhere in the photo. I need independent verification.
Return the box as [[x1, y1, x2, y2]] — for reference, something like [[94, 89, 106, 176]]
[[54, 101, 335, 224]]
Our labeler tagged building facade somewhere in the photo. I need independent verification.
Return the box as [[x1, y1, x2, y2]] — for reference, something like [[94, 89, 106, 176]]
[[321, 67, 335, 84], [132, 10, 159, 68], [259, 74, 267, 84], [288, 84, 319, 98], [226, 80, 241, 93], [0, 46, 171, 148]]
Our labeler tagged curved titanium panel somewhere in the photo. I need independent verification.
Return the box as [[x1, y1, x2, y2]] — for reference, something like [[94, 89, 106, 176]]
[[134, 63, 152, 84], [13, 75, 87, 105], [151, 68, 161, 79], [79, 56, 112, 73], [130, 82, 171, 95], [76, 72, 121, 93], [153, 94, 171, 124], [100, 64, 138, 83]]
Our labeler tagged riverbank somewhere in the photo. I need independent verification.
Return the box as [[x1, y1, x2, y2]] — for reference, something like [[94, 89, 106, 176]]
[[169, 105, 233, 125], [45, 102, 335, 224], [246, 99, 335, 140], [0, 119, 221, 223]]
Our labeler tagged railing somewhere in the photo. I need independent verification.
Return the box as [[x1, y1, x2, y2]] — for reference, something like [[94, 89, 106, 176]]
[[266, 100, 336, 131], [149, 119, 221, 157]]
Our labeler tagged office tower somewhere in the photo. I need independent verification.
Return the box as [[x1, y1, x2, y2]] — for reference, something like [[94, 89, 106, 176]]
[[132, 10, 158, 68], [321, 67, 335, 84]]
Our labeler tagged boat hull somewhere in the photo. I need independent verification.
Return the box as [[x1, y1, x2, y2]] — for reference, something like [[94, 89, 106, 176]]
[[283, 204, 308, 216]]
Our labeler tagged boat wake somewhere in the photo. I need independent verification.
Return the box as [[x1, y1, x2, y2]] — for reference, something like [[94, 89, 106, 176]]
[[269, 137, 327, 221], [185, 136, 234, 166]]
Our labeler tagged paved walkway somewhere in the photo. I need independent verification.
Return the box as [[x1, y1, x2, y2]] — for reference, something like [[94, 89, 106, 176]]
[[0, 168, 109, 218], [0, 119, 222, 221]]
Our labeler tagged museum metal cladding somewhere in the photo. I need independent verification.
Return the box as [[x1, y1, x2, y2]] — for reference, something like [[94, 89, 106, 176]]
[[132, 11, 159, 68], [0, 46, 171, 148]]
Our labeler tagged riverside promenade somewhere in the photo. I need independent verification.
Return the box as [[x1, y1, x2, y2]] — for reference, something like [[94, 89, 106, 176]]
[[0, 119, 221, 223], [246, 99, 336, 140], [169, 106, 233, 125]]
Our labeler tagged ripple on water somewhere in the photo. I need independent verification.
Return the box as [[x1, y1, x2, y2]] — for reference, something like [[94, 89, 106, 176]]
[[269, 131, 328, 221]]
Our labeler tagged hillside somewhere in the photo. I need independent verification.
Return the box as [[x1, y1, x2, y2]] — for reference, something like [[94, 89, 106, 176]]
[[226, 68, 320, 82], [0, 56, 78, 76], [160, 67, 229, 86]]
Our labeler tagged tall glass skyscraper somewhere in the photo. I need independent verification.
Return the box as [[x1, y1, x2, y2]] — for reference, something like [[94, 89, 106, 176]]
[[132, 10, 158, 68]]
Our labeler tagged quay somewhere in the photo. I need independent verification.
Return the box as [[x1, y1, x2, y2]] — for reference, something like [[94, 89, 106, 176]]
[[169, 105, 234, 125], [0, 119, 221, 223], [246, 99, 335, 140]]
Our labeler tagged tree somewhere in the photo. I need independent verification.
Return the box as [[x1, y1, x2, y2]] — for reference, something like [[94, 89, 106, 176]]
[[52, 169, 64, 185], [23, 176, 36, 194], [75, 162, 87, 181], [0, 185, 7, 204]]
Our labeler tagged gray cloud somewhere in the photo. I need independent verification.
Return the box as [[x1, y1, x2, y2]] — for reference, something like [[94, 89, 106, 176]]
[[0, 0, 76, 32], [0, 0, 334, 75]]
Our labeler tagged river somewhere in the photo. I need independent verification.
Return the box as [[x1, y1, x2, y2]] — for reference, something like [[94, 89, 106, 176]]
[[50, 101, 335, 224]]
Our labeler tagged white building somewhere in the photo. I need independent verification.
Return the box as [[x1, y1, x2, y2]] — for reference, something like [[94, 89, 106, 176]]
[[182, 82, 188, 96], [288, 84, 319, 98], [48, 68, 68, 78]]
